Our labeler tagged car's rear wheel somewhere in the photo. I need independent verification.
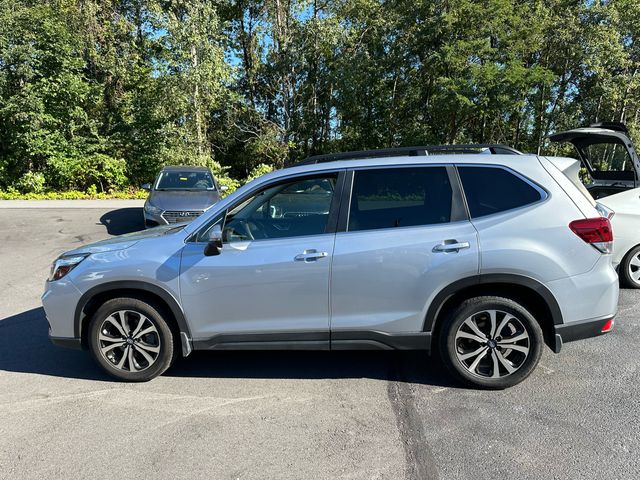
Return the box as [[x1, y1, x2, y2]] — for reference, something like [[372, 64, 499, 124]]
[[88, 297, 175, 382], [439, 296, 543, 389], [620, 245, 640, 289]]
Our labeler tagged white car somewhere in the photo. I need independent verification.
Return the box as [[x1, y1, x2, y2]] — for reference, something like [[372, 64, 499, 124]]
[[549, 122, 640, 288]]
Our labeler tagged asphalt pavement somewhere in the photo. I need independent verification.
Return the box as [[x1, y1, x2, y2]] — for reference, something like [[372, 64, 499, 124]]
[[0, 201, 638, 479]]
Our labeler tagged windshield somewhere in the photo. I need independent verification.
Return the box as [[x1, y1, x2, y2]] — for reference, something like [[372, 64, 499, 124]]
[[155, 171, 215, 190]]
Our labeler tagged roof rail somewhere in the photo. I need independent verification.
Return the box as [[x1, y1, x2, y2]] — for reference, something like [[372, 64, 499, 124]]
[[292, 144, 523, 167]]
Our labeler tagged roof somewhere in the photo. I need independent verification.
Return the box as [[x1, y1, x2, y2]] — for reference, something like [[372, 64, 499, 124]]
[[270, 153, 541, 180], [181, 152, 543, 236], [291, 144, 522, 167]]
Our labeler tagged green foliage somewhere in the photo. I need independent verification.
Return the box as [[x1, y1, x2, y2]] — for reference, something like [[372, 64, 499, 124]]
[[46, 153, 128, 192], [0, 187, 147, 200], [205, 160, 240, 197], [1, 0, 640, 192], [245, 164, 274, 183], [15, 171, 45, 194]]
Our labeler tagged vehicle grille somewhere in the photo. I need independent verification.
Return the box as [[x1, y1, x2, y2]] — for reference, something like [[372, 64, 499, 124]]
[[161, 210, 203, 224]]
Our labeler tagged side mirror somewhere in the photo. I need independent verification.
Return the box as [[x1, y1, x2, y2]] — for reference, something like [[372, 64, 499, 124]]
[[203, 224, 223, 256], [141, 183, 151, 191], [220, 185, 229, 192]]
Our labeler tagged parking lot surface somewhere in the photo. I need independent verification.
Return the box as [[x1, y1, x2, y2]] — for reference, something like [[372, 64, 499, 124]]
[[0, 202, 638, 479]]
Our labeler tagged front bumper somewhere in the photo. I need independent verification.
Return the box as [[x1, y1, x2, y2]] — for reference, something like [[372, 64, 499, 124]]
[[143, 211, 166, 228], [42, 277, 83, 339], [50, 334, 83, 350], [552, 314, 615, 353], [143, 210, 204, 228]]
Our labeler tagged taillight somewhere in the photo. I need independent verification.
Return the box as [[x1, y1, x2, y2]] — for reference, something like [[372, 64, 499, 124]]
[[569, 217, 613, 253], [601, 319, 614, 333]]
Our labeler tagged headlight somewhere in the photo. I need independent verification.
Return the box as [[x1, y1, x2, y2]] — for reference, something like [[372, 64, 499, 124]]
[[144, 203, 163, 215], [49, 254, 88, 281]]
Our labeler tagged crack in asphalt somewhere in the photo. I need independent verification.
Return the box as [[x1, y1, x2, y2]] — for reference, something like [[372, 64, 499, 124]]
[[387, 360, 439, 480]]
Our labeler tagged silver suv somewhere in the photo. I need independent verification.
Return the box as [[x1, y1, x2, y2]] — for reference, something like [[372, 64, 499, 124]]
[[43, 147, 618, 388]]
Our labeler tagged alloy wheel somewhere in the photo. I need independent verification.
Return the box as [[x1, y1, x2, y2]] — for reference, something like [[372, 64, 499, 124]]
[[628, 252, 640, 285], [97, 310, 161, 372], [454, 309, 530, 378]]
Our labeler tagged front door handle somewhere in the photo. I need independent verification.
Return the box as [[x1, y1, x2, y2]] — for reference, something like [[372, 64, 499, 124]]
[[294, 249, 328, 262], [433, 240, 470, 253]]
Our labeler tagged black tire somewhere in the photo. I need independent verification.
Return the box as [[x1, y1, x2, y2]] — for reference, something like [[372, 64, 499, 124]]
[[438, 296, 543, 389], [88, 297, 176, 382], [619, 245, 640, 289]]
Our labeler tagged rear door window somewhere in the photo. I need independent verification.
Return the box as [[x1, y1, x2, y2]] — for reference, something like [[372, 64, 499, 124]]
[[348, 167, 453, 231], [458, 166, 544, 218]]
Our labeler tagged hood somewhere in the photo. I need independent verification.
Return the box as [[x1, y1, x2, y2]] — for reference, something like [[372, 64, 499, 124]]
[[63, 224, 185, 256], [548, 123, 640, 185], [147, 189, 220, 211]]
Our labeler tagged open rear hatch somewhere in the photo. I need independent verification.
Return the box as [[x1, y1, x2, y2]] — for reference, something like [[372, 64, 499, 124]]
[[548, 122, 640, 199]]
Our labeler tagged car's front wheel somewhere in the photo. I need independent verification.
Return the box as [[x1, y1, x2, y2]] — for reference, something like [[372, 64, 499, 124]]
[[439, 296, 543, 389], [88, 297, 175, 382]]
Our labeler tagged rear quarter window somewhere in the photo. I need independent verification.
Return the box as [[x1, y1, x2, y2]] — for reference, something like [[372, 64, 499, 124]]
[[458, 166, 544, 218]]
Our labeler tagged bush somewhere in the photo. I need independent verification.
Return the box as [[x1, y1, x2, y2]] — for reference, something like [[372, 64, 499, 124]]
[[0, 188, 147, 200], [0, 159, 275, 200], [217, 176, 241, 197], [244, 163, 273, 183], [14, 171, 46, 194], [83, 154, 128, 192], [46, 153, 128, 192], [205, 159, 241, 197]]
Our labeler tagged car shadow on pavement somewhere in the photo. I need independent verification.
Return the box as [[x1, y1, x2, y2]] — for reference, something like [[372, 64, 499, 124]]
[[166, 350, 459, 388], [0, 307, 110, 381], [99, 208, 145, 235], [0, 308, 458, 387]]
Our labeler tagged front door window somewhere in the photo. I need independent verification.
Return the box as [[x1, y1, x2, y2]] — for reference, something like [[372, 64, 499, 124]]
[[222, 175, 337, 242]]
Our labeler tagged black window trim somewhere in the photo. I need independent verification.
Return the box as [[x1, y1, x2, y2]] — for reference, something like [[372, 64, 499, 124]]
[[338, 163, 469, 234], [454, 163, 550, 220], [188, 169, 347, 244]]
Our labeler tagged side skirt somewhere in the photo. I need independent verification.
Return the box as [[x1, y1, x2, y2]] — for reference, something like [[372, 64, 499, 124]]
[[331, 331, 431, 351], [192, 331, 431, 352], [193, 332, 330, 351]]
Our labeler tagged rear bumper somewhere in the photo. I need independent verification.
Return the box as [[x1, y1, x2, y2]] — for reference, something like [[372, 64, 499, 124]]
[[552, 314, 615, 353], [545, 255, 619, 325]]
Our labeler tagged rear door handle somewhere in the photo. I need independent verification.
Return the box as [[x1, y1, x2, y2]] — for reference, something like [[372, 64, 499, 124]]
[[294, 249, 328, 262], [433, 240, 470, 253]]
